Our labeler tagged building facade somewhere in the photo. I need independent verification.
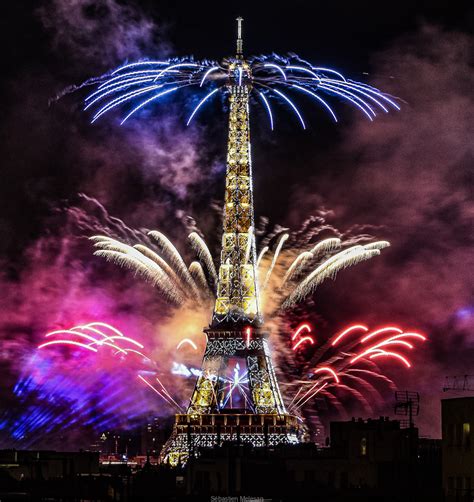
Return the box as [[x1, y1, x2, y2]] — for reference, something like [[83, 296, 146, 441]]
[[442, 397, 474, 501]]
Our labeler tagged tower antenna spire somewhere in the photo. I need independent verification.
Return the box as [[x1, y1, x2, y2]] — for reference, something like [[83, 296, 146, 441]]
[[236, 16, 244, 57]]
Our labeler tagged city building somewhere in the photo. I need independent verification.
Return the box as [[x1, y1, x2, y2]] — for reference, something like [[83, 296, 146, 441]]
[[442, 396, 474, 501], [183, 417, 442, 500]]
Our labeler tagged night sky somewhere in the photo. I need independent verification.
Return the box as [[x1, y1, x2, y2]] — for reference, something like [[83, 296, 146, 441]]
[[0, 0, 472, 446]]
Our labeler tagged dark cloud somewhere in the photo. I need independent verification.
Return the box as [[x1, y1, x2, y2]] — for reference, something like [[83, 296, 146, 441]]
[[37, 0, 170, 69]]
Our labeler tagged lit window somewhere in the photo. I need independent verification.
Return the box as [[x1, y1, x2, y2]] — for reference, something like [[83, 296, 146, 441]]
[[463, 423, 470, 449]]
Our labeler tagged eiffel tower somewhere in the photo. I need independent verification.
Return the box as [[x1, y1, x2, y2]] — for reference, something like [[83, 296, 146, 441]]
[[161, 18, 300, 466]]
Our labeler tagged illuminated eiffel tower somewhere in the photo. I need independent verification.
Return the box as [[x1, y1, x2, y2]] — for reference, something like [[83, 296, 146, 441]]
[[161, 18, 300, 466]]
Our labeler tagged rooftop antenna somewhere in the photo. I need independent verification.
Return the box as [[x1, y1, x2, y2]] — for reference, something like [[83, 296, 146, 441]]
[[236, 16, 244, 58], [443, 375, 474, 392], [394, 391, 420, 429]]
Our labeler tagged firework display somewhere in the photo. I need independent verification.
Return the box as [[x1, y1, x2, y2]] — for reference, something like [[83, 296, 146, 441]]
[[288, 323, 426, 413], [25, 19, 417, 465], [90, 233, 390, 313], [84, 24, 399, 129]]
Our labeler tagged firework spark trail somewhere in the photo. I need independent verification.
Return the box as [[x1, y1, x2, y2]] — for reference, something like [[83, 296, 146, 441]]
[[293, 336, 315, 350], [138, 375, 183, 412], [282, 247, 381, 308], [361, 326, 403, 343], [189, 261, 213, 298], [291, 323, 315, 351], [330, 384, 374, 414], [314, 367, 340, 383], [362, 240, 391, 251], [133, 244, 188, 295], [309, 237, 342, 257], [281, 251, 313, 286], [176, 338, 198, 351], [291, 323, 312, 341], [100, 236, 195, 301], [282, 237, 342, 286], [262, 233, 289, 290], [244, 227, 255, 265], [93, 248, 183, 304], [39, 323, 154, 363], [79, 324, 122, 340], [188, 232, 218, 287], [338, 372, 385, 402], [37, 321, 174, 412], [256, 246, 269, 270], [148, 231, 199, 295], [256, 91, 274, 129], [345, 368, 397, 392], [331, 324, 369, 346], [45, 329, 99, 343], [93, 248, 159, 285], [82, 322, 127, 338], [293, 382, 328, 410], [45, 327, 128, 353], [90, 226, 389, 314], [83, 46, 399, 129], [92, 233, 202, 302], [286, 323, 426, 412], [10, 326, 166, 446], [38, 340, 98, 352], [369, 351, 411, 368], [320, 328, 423, 371], [287, 386, 305, 410], [291, 365, 340, 410], [320, 389, 348, 418], [155, 375, 180, 408], [349, 333, 426, 367], [148, 374, 185, 412]]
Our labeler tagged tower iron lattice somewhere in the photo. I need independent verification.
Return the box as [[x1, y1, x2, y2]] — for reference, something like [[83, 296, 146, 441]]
[[160, 19, 300, 466]]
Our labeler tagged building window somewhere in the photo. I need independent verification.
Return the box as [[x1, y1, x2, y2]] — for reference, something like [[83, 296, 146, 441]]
[[446, 424, 454, 445], [463, 422, 470, 449], [360, 437, 367, 456], [340, 471, 349, 489], [328, 472, 335, 488], [465, 477, 471, 491], [447, 476, 454, 495]]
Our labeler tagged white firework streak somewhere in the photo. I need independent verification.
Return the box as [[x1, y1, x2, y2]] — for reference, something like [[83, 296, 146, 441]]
[[262, 233, 289, 290], [189, 261, 213, 298], [256, 246, 269, 270], [281, 251, 313, 286], [133, 244, 190, 297], [188, 232, 218, 287], [282, 247, 381, 308], [148, 231, 200, 296], [92, 250, 181, 304], [281, 237, 342, 286], [90, 229, 388, 313], [91, 237, 184, 303], [309, 237, 342, 256]]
